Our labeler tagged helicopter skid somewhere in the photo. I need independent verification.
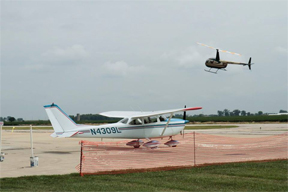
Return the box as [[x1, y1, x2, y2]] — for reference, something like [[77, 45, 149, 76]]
[[204, 68, 226, 74]]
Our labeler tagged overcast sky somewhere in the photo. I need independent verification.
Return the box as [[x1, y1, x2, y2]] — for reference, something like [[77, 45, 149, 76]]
[[1, 0, 287, 120]]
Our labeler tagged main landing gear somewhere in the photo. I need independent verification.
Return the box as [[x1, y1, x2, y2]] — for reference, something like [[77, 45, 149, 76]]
[[164, 136, 179, 147], [126, 139, 144, 148], [126, 137, 180, 149]]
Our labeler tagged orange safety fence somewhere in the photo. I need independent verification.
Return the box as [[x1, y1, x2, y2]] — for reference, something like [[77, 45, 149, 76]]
[[76, 132, 288, 176]]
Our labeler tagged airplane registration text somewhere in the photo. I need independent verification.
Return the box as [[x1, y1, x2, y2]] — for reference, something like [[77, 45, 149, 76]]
[[90, 127, 121, 135]]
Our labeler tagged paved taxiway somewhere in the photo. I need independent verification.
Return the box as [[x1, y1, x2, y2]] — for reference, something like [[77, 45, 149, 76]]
[[0, 123, 287, 178]]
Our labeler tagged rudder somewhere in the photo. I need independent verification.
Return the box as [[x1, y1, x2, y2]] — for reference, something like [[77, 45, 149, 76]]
[[44, 103, 78, 133]]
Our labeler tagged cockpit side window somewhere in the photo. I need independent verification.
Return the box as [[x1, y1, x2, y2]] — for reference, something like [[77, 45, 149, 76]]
[[159, 115, 167, 122], [143, 117, 151, 124], [149, 116, 158, 123], [129, 118, 142, 125]]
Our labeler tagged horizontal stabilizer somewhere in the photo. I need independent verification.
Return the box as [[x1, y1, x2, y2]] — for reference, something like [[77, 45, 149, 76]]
[[50, 131, 79, 138]]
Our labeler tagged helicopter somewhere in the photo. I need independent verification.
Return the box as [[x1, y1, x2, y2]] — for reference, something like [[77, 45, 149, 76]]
[[197, 42, 253, 74]]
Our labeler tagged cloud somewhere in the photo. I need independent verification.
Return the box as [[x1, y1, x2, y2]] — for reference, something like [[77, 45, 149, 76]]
[[22, 44, 90, 72], [103, 61, 145, 77], [160, 46, 211, 69], [41, 44, 89, 65], [274, 46, 287, 55], [176, 47, 203, 67]]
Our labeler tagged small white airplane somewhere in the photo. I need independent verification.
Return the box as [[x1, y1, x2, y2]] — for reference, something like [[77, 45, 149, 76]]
[[44, 103, 202, 148]]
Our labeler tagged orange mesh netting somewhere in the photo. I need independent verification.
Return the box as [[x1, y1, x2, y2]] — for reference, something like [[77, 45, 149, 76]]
[[76, 132, 288, 176]]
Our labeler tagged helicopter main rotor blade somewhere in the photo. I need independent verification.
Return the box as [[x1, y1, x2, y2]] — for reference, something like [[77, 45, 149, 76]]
[[197, 42, 217, 50], [197, 42, 242, 56], [220, 50, 242, 56]]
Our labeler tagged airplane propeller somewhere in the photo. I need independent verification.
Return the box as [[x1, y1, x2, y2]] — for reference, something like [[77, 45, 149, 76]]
[[183, 105, 186, 121], [182, 105, 186, 138]]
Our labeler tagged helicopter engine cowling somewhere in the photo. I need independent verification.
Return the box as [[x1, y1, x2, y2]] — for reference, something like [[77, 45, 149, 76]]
[[205, 59, 227, 69]]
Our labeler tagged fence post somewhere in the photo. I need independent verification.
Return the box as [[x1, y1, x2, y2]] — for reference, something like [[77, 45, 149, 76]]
[[80, 141, 83, 176], [0, 121, 4, 162], [194, 131, 196, 166]]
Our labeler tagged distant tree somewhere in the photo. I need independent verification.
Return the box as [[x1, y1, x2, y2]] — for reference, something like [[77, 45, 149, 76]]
[[241, 110, 246, 116], [229, 112, 234, 116], [279, 110, 287, 113], [174, 114, 183, 118], [217, 110, 224, 117], [8, 116, 16, 122], [224, 109, 230, 116], [17, 118, 24, 122], [233, 109, 241, 116], [247, 112, 251, 116], [257, 111, 263, 115]]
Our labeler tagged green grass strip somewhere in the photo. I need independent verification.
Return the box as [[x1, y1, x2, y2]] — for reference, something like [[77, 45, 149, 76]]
[[1, 160, 287, 192]]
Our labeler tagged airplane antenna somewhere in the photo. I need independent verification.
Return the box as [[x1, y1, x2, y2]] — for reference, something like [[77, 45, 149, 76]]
[[136, 106, 143, 112]]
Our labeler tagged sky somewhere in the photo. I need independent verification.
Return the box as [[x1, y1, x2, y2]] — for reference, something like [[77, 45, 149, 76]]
[[1, 0, 287, 120]]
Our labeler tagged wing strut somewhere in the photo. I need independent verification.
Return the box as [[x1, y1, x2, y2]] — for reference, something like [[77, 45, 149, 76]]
[[161, 113, 173, 136]]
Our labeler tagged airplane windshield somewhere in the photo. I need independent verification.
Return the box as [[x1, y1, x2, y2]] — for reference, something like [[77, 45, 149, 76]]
[[119, 118, 128, 124]]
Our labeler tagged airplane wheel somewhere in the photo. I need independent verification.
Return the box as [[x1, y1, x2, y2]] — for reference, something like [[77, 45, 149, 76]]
[[172, 145, 177, 147], [134, 145, 140, 148]]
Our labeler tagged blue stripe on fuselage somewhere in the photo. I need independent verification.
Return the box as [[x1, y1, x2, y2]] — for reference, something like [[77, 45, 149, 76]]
[[119, 122, 186, 130]]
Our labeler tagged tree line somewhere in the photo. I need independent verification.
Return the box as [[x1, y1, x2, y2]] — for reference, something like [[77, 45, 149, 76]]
[[1, 109, 287, 123], [217, 109, 263, 117], [69, 114, 120, 122]]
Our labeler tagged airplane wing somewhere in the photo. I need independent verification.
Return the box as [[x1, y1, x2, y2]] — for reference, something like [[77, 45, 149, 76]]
[[99, 111, 143, 118], [100, 107, 202, 118]]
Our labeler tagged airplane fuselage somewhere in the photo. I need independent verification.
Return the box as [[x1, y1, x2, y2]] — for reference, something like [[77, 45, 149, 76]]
[[58, 119, 186, 139]]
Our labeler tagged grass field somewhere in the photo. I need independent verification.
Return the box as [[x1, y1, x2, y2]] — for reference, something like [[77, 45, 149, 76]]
[[185, 125, 239, 130], [1, 160, 287, 192]]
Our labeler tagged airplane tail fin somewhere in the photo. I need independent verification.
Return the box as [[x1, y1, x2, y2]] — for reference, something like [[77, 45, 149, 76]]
[[44, 103, 78, 137]]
